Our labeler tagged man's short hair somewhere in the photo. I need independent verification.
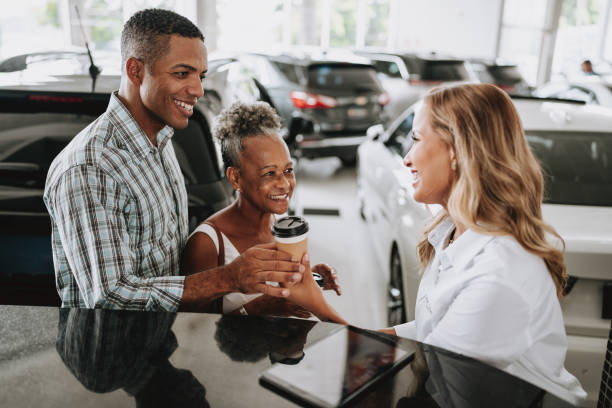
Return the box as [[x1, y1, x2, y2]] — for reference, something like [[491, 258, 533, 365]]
[[121, 8, 204, 70]]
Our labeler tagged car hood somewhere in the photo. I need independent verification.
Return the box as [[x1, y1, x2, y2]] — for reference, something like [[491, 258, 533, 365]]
[[542, 204, 612, 254]]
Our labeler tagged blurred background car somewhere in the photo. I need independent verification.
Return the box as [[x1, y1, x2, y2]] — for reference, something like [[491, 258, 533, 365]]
[[0, 56, 239, 306], [354, 50, 473, 120], [534, 76, 612, 107], [210, 49, 389, 166], [357, 94, 612, 405], [466, 58, 533, 95]]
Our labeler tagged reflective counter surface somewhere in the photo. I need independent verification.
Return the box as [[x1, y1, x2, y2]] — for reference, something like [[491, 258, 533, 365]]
[[0, 305, 577, 407]]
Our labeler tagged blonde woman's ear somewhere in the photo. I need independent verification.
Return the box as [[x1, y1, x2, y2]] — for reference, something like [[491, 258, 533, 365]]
[[449, 149, 458, 171]]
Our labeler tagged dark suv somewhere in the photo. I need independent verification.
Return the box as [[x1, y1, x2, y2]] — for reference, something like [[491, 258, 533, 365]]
[[354, 50, 473, 119], [467, 59, 532, 96], [210, 51, 388, 165], [0, 73, 234, 306]]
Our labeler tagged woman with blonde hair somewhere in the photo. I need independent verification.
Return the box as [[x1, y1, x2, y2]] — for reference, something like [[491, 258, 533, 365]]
[[286, 83, 586, 403]]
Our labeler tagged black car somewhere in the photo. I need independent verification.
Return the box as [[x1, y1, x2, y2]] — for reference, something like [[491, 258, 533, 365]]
[[0, 73, 234, 306], [210, 51, 388, 165]]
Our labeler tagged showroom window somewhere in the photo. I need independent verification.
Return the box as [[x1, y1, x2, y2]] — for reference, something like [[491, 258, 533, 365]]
[[552, 0, 607, 78]]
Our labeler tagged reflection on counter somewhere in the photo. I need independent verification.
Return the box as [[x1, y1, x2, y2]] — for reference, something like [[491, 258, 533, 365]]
[[56, 308, 208, 407], [0, 305, 582, 407]]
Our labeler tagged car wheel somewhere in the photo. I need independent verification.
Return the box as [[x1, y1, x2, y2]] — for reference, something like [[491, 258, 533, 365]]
[[387, 246, 407, 326]]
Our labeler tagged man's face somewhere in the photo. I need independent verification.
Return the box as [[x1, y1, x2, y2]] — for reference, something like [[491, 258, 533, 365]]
[[139, 35, 207, 131]]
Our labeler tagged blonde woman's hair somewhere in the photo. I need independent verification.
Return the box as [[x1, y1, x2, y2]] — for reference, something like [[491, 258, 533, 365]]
[[416, 83, 567, 297]]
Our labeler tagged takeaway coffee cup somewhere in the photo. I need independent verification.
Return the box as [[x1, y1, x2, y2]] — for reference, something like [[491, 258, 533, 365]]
[[272, 216, 309, 260]]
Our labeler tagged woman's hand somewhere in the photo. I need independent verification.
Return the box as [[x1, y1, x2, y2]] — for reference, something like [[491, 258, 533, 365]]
[[286, 254, 347, 324], [312, 263, 341, 296]]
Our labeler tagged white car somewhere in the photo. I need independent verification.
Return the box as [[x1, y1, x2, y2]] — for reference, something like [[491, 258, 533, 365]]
[[357, 95, 612, 406], [534, 76, 612, 108]]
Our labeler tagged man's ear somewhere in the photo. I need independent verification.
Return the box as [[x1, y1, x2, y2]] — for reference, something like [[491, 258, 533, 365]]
[[125, 57, 145, 86], [226, 166, 241, 190]]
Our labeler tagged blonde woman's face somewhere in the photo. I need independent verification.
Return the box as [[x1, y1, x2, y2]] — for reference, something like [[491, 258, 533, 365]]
[[403, 105, 455, 206]]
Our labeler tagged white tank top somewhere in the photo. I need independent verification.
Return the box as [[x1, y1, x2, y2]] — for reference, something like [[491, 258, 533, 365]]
[[188, 224, 261, 313]]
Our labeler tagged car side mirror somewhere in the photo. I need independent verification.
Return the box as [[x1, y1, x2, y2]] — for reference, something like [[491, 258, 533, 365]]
[[366, 124, 384, 141]]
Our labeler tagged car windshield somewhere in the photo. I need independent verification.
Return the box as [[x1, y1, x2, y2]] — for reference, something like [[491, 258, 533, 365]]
[[487, 66, 524, 84], [403, 58, 469, 81], [526, 131, 612, 206], [307, 65, 381, 92]]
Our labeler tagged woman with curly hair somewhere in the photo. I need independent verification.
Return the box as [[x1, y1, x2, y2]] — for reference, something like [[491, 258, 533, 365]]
[[286, 83, 585, 403], [181, 101, 340, 318]]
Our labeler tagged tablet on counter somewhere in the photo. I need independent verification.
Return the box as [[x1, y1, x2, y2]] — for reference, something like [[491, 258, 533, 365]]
[[259, 325, 413, 408]]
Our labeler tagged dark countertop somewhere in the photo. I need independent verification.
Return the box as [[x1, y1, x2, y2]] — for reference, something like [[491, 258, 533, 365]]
[[0, 305, 577, 408]]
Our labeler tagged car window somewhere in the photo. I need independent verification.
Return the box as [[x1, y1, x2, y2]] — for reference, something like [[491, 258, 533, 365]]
[[0, 112, 98, 190], [526, 131, 612, 206], [385, 112, 415, 156], [172, 110, 221, 185], [240, 56, 283, 87], [0, 92, 222, 192], [371, 60, 402, 79], [470, 62, 494, 83], [271, 61, 300, 84], [486, 66, 524, 85], [307, 65, 382, 92], [423, 61, 470, 81], [227, 62, 261, 102]]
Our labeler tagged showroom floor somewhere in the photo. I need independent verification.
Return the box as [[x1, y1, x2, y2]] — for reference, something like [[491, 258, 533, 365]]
[[293, 157, 387, 330]]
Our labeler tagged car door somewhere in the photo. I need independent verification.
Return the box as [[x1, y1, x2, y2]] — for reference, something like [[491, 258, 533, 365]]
[[362, 109, 415, 265]]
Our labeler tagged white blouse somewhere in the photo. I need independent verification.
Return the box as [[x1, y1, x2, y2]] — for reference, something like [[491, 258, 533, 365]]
[[188, 224, 261, 313], [394, 217, 586, 405]]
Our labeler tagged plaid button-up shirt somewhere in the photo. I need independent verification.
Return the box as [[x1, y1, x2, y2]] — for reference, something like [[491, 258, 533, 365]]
[[44, 92, 188, 311]]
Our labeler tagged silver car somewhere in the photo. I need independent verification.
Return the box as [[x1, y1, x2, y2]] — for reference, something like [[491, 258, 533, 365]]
[[357, 95, 612, 406]]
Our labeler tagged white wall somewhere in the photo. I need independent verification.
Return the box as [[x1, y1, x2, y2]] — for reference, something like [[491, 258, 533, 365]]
[[390, 0, 503, 59]]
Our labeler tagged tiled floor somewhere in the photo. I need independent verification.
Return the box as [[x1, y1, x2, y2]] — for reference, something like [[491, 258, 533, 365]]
[[292, 157, 387, 330]]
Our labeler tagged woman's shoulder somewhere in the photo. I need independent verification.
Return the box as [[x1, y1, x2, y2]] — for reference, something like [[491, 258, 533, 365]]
[[475, 234, 554, 292]]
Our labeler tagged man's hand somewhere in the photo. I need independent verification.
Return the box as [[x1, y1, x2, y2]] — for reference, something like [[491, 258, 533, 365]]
[[312, 263, 341, 296], [228, 242, 304, 297]]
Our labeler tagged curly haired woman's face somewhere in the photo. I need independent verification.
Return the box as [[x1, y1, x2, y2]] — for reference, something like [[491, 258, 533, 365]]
[[237, 135, 295, 214], [403, 105, 455, 207]]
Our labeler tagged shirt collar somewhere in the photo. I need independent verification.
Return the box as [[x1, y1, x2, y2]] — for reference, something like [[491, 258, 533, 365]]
[[430, 216, 496, 272], [107, 92, 175, 159]]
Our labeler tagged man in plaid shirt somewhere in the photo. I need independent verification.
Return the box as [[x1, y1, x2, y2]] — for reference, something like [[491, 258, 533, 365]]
[[43, 9, 303, 312]]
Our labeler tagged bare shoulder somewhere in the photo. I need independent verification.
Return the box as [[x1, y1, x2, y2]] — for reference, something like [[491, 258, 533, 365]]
[[206, 206, 235, 230], [181, 228, 220, 275]]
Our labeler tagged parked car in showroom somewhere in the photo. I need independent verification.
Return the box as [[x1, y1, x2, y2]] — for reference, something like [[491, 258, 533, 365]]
[[357, 94, 612, 405], [466, 58, 532, 95], [0, 55, 239, 306], [534, 76, 612, 107], [209, 49, 389, 165], [354, 50, 473, 120]]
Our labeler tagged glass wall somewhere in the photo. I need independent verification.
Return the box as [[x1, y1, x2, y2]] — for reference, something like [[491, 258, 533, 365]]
[[497, 0, 548, 85], [552, 0, 607, 78], [3, 0, 612, 84]]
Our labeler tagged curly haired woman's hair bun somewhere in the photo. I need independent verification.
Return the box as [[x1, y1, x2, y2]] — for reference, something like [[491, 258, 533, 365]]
[[213, 101, 282, 168]]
